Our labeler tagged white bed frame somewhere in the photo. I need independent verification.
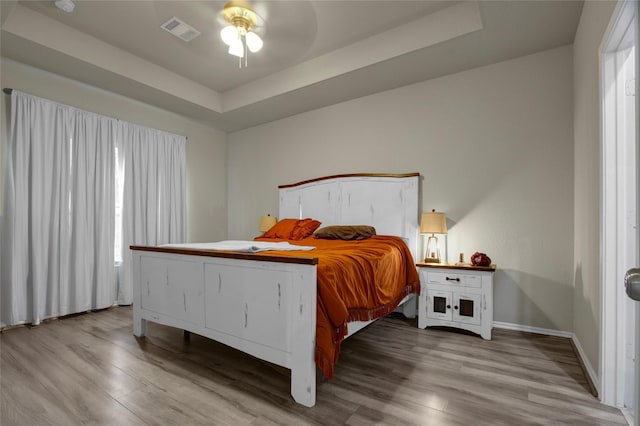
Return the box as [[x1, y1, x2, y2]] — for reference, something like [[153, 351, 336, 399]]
[[131, 173, 419, 407]]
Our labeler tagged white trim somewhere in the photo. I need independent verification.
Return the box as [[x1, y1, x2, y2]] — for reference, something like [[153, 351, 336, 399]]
[[622, 408, 634, 426], [600, 0, 638, 409], [573, 331, 602, 396], [493, 321, 573, 338], [493, 321, 600, 395], [600, 43, 619, 406]]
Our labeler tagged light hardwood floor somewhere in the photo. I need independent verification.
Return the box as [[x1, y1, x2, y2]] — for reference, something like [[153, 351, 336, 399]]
[[0, 306, 627, 425]]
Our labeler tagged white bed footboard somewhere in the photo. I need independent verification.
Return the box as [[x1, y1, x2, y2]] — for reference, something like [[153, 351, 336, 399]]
[[132, 248, 318, 407]]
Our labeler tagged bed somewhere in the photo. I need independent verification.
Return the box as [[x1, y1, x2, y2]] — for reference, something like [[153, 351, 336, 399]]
[[130, 172, 420, 407]]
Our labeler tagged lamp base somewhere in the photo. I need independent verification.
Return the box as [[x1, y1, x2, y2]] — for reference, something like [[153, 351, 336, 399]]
[[424, 234, 442, 264]]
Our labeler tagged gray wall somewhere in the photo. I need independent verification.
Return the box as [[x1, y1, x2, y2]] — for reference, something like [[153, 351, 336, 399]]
[[572, 0, 617, 379], [2, 15, 608, 365], [228, 46, 576, 333], [0, 58, 227, 243]]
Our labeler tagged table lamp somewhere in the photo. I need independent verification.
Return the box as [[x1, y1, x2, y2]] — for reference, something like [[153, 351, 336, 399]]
[[420, 209, 447, 263], [259, 214, 277, 233]]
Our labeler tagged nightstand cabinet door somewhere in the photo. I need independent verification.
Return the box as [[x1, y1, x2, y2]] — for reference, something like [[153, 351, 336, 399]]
[[418, 264, 494, 340], [427, 290, 452, 321], [451, 291, 481, 325]]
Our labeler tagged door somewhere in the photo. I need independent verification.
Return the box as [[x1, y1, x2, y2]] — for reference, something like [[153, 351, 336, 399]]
[[625, 270, 640, 426], [621, 2, 640, 425], [628, 2, 639, 423], [601, 1, 637, 419], [636, 302, 640, 426]]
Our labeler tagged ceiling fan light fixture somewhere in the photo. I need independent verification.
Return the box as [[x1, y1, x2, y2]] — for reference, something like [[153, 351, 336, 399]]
[[228, 39, 245, 58], [220, 25, 239, 46], [220, 0, 263, 68], [245, 31, 263, 53]]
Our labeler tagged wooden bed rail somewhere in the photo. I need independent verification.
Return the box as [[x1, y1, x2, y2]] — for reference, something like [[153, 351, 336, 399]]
[[129, 245, 319, 265]]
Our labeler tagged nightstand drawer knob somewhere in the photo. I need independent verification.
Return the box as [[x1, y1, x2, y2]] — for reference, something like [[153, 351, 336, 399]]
[[446, 277, 460, 282]]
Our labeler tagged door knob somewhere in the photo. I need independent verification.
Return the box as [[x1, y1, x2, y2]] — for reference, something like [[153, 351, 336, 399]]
[[624, 268, 640, 301]]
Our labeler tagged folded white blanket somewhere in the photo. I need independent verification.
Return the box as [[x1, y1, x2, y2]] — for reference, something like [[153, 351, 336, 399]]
[[161, 240, 315, 253]]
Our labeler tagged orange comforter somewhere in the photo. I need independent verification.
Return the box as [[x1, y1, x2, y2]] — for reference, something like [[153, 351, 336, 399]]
[[254, 235, 420, 379]]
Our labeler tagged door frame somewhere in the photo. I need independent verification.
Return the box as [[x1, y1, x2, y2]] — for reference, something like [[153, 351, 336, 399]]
[[600, 0, 638, 416]]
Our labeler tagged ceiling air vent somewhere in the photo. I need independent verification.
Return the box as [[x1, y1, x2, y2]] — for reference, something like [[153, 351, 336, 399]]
[[161, 17, 201, 42]]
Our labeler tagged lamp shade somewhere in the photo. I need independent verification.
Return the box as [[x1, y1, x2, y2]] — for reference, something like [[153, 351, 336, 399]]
[[259, 215, 277, 232], [245, 31, 263, 52], [420, 209, 447, 234], [221, 25, 238, 46], [228, 39, 244, 57]]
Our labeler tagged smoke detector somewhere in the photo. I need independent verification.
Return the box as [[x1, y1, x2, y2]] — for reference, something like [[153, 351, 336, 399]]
[[54, 0, 75, 13], [161, 17, 201, 42]]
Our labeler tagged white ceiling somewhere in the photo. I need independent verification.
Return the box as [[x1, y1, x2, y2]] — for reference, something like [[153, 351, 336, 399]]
[[0, 0, 583, 132]]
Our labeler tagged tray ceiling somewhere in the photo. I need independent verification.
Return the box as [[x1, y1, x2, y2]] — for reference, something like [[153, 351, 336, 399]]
[[0, 0, 583, 131]]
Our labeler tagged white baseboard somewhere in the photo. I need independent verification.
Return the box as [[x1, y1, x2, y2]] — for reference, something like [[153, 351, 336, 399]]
[[493, 321, 600, 396], [620, 407, 633, 426], [570, 332, 601, 396], [493, 321, 573, 338]]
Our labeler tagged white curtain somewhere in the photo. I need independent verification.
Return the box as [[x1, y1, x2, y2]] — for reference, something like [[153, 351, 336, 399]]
[[0, 92, 187, 326], [117, 121, 186, 305], [0, 91, 117, 326]]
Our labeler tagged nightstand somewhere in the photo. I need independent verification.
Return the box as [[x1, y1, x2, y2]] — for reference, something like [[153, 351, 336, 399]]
[[417, 263, 495, 340]]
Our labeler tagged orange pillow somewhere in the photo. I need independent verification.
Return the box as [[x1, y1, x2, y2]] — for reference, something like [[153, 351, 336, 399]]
[[261, 218, 322, 240], [262, 218, 299, 239], [291, 219, 322, 240]]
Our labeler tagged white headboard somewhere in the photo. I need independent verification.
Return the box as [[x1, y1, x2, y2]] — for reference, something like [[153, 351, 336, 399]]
[[279, 173, 420, 261]]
